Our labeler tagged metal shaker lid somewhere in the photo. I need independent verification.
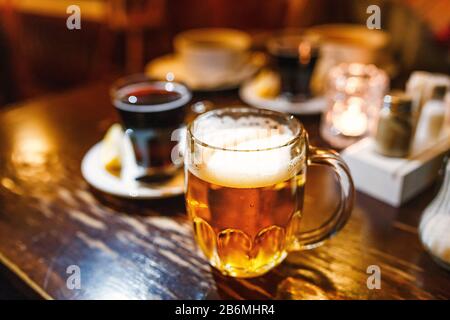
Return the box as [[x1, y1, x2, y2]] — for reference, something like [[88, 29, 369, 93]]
[[431, 85, 448, 100], [383, 90, 413, 114]]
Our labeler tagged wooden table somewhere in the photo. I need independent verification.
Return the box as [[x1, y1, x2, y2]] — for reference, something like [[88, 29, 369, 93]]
[[0, 82, 449, 300]]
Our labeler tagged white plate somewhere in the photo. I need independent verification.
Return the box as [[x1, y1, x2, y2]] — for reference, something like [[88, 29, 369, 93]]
[[145, 52, 266, 91], [239, 79, 327, 115], [81, 142, 184, 199]]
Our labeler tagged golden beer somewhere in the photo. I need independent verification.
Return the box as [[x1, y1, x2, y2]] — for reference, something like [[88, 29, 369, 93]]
[[186, 170, 306, 277], [185, 108, 354, 278]]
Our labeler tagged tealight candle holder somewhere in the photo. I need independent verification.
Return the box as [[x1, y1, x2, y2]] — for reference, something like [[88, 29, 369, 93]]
[[320, 63, 388, 148]]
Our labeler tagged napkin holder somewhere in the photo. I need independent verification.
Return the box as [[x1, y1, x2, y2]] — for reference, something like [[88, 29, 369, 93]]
[[342, 137, 448, 207]]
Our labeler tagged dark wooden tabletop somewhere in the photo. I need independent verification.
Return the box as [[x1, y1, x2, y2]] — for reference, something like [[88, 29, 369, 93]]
[[0, 81, 449, 300]]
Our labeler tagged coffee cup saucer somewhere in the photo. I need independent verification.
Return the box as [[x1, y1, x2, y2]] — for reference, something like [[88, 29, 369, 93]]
[[81, 138, 184, 199], [145, 52, 266, 91], [239, 71, 327, 115]]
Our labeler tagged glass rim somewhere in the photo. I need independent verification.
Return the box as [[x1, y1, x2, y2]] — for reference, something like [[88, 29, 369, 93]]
[[187, 107, 305, 152], [110, 74, 192, 113]]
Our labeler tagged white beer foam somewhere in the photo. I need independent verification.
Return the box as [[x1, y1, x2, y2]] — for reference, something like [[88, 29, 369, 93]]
[[193, 125, 301, 188]]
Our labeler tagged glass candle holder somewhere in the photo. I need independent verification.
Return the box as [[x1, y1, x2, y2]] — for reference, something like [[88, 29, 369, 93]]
[[320, 63, 389, 148]]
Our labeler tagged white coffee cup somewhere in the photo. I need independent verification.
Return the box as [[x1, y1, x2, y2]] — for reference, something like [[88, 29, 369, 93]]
[[174, 28, 251, 79]]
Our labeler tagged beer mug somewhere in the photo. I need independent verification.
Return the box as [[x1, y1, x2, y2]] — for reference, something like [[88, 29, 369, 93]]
[[185, 107, 354, 278]]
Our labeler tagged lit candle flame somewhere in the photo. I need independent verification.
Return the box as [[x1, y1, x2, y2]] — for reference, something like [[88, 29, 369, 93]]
[[332, 98, 368, 137]]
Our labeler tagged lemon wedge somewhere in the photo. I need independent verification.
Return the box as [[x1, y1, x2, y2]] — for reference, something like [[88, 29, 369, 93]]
[[101, 124, 124, 175], [253, 70, 280, 98]]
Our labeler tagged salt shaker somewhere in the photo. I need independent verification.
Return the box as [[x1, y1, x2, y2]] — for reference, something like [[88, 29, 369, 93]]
[[442, 91, 450, 136], [412, 85, 448, 154], [374, 91, 414, 157], [419, 155, 450, 270]]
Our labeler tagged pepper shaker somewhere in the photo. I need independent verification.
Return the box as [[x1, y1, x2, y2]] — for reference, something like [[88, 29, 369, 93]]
[[374, 91, 414, 157]]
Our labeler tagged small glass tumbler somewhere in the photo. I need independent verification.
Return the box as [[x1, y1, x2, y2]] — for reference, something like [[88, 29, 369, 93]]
[[320, 63, 389, 148]]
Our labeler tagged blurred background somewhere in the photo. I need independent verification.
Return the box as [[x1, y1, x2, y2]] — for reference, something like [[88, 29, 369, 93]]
[[0, 0, 448, 107]]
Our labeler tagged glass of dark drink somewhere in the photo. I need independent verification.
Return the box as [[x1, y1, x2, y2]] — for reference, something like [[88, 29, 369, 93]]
[[111, 74, 192, 180], [267, 33, 320, 101]]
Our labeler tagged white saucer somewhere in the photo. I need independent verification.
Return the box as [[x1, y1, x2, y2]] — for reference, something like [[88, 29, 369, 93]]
[[81, 142, 184, 199], [145, 52, 266, 91], [239, 79, 327, 115]]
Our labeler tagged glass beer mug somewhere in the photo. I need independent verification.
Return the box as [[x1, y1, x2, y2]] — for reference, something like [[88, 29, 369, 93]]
[[185, 107, 354, 278]]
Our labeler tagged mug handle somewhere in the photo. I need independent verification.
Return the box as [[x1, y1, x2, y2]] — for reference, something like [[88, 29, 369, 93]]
[[289, 145, 355, 251]]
